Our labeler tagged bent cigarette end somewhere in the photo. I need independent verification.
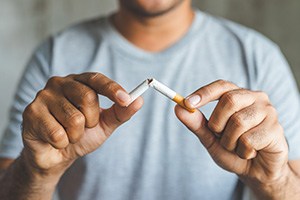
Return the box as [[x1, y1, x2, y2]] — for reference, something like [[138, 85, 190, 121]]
[[127, 79, 151, 106], [127, 78, 195, 113]]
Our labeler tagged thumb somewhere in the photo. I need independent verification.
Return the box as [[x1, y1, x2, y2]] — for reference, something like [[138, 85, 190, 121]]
[[174, 105, 217, 150], [174, 105, 245, 173], [100, 97, 144, 135]]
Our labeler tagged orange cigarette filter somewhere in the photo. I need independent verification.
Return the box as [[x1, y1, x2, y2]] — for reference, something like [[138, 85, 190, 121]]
[[172, 93, 195, 113], [148, 78, 196, 113]]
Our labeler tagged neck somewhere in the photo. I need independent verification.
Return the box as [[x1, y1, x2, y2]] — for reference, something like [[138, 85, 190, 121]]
[[112, 1, 194, 52]]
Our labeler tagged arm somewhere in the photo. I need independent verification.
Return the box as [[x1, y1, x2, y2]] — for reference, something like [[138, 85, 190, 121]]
[[0, 157, 59, 200], [175, 80, 300, 200], [0, 72, 143, 200]]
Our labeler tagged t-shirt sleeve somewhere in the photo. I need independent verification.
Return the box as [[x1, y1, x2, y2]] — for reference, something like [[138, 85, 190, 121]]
[[256, 43, 300, 160], [0, 39, 52, 159]]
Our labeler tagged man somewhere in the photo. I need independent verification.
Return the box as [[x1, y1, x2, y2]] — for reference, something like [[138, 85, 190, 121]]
[[0, 0, 300, 199]]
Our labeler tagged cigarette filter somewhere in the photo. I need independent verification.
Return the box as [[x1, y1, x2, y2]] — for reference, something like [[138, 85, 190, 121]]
[[148, 78, 195, 113]]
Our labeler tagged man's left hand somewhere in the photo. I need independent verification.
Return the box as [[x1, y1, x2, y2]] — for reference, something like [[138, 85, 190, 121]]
[[175, 80, 289, 187]]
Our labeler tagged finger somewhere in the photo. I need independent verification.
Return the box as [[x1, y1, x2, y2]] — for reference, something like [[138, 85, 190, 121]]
[[184, 80, 239, 108], [174, 104, 216, 149], [23, 102, 69, 149], [174, 105, 248, 174], [235, 115, 284, 160], [100, 97, 144, 136], [220, 103, 268, 152], [43, 92, 85, 144], [62, 79, 100, 128], [73, 73, 131, 106], [208, 89, 256, 133]]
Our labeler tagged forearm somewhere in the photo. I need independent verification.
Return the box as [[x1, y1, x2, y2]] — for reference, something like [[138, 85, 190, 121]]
[[0, 154, 60, 200], [242, 163, 300, 200]]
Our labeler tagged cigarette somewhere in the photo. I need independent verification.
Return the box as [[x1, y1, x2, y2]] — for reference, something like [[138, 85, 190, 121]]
[[127, 78, 195, 113], [128, 79, 151, 105], [148, 78, 195, 113]]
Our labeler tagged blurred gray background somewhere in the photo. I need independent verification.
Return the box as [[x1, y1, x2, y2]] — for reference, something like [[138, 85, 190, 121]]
[[1, 0, 300, 138]]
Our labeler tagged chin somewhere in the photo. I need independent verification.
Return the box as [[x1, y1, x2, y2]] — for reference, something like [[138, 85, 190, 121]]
[[120, 0, 184, 17]]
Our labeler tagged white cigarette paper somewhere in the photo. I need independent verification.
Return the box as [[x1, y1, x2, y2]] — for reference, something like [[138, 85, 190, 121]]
[[149, 78, 195, 113], [127, 78, 195, 113], [148, 78, 177, 100], [128, 79, 151, 105]]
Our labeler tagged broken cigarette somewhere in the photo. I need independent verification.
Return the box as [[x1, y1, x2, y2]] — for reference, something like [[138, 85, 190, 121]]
[[128, 78, 195, 113], [128, 79, 151, 105], [148, 78, 195, 113]]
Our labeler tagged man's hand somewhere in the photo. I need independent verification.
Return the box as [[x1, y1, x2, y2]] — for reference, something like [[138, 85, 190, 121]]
[[21, 72, 143, 179], [175, 80, 291, 199]]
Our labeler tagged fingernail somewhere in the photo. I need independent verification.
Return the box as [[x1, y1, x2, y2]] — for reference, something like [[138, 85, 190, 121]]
[[187, 95, 201, 107], [116, 90, 131, 103]]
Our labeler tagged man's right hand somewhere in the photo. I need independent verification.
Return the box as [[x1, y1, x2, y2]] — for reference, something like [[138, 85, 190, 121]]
[[21, 72, 143, 179]]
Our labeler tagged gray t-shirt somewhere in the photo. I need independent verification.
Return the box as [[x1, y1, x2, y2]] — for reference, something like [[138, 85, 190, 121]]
[[1, 10, 300, 200]]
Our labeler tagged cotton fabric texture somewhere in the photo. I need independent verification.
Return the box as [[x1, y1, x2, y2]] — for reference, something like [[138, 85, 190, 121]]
[[1, 10, 300, 200]]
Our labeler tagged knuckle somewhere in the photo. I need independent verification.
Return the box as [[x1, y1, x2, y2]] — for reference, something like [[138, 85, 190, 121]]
[[245, 107, 257, 119], [87, 72, 101, 84], [23, 103, 37, 117], [68, 112, 85, 127], [82, 90, 98, 106], [216, 79, 227, 85], [230, 113, 245, 128], [23, 102, 41, 121], [48, 127, 66, 143], [201, 86, 214, 98], [239, 134, 252, 148], [36, 89, 52, 100], [267, 105, 278, 118], [207, 120, 223, 133], [216, 79, 231, 89], [46, 76, 62, 88], [103, 81, 119, 93], [101, 80, 120, 95], [65, 74, 76, 79], [221, 92, 239, 108], [256, 91, 270, 102], [60, 101, 85, 125], [69, 132, 83, 143]]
